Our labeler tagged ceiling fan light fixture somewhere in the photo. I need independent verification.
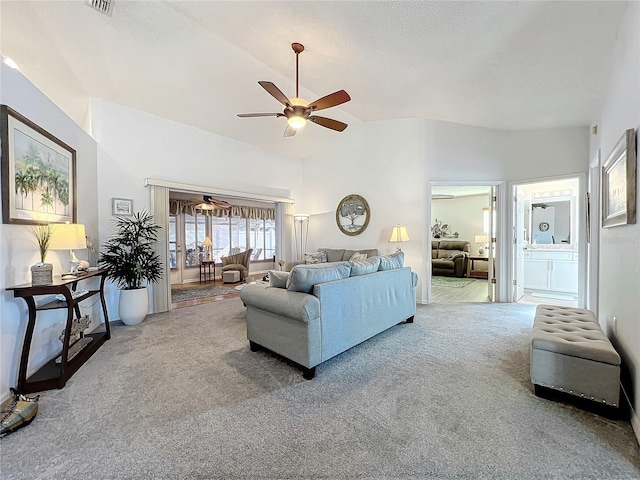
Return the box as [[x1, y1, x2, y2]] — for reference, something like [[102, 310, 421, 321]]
[[287, 115, 307, 129]]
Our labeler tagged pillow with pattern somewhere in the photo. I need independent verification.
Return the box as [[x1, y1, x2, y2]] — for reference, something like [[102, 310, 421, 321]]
[[304, 251, 328, 264], [349, 252, 368, 262]]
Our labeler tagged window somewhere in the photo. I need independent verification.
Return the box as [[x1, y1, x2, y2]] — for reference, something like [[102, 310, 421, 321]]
[[212, 216, 230, 262], [249, 218, 276, 260], [169, 216, 177, 269], [184, 213, 206, 267], [173, 201, 277, 265]]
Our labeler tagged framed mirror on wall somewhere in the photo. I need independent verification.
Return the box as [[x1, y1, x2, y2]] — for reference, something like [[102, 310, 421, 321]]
[[530, 198, 573, 245]]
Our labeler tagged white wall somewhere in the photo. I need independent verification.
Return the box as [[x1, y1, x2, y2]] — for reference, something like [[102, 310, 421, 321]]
[[590, 1, 640, 443], [0, 65, 99, 399], [90, 99, 304, 318], [300, 118, 589, 303]]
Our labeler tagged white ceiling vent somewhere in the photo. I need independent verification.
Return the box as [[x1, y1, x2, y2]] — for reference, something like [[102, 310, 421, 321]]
[[86, 0, 114, 16]]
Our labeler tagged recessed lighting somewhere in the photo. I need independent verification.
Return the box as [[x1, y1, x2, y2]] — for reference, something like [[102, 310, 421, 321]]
[[3, 57, 19, 70]]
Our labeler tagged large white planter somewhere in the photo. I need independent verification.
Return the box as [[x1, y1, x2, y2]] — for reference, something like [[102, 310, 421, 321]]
[[118, 287, 149, 326]]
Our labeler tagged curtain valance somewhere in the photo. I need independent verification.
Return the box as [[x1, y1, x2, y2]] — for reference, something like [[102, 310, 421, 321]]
[[169, 200, 275, 220]]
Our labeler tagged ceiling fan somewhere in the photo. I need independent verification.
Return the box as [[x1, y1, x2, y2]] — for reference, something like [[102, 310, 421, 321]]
[[237, 43, 351, 137], [185, 196, 232, 210]]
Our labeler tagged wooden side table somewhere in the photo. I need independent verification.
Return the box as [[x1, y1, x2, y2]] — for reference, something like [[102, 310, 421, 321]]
[[466, 256, 489, 279], [199, 260, 216, 283], [6, 269, 110, 393]]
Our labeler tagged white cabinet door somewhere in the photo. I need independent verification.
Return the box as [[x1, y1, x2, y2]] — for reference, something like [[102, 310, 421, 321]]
[[550, 260, 579, 293], [524, 259, 550, 290]]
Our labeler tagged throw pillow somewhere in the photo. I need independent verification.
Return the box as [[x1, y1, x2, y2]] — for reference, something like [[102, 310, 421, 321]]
[[349, 252, 368, 262], [350, 256, 381, 276], [286, 262, 352, 293], [378, 251, 404, 271], [268, 270, 289, 289], [304, 251, 328, 264]]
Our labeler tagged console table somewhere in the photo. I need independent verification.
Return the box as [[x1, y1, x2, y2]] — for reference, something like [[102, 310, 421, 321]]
[[6, 269, 110, 393]]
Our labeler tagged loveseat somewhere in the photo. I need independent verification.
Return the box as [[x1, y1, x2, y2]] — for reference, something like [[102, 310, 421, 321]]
[[240, 253, 417, 379], [432, 240, 470, 277]]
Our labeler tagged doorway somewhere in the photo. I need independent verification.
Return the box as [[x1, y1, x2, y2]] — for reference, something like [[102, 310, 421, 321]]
[[512, 176, 583, 308], [430, 184, 496, 304]]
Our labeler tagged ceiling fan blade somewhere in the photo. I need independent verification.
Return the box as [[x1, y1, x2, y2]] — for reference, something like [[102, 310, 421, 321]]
[[308, 116, 348, 132], [259, 81, 291, 107], [237, 113, 281, 118], [284, 125, 297, 137], [308, 90, 351, 111]]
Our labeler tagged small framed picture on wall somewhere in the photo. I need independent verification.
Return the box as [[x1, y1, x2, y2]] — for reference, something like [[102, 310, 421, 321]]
[[112, 198, 133, 216]]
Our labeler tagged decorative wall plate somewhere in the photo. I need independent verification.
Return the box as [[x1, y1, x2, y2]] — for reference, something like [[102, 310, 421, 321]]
[[336, 194, 370, 236]]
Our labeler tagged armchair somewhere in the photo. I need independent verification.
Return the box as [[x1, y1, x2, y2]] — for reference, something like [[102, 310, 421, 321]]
[[221, 248, 253, 280]]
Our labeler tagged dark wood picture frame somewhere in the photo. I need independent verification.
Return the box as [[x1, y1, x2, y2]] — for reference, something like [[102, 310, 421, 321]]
[[601, 128, 637, 228], [1, 105, 77, 225]]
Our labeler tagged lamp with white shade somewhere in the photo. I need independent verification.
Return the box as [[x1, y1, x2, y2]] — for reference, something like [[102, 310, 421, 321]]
[[50, 223, 86, 276], [389, 225, 410, 252], [474, 234, 488, 256]]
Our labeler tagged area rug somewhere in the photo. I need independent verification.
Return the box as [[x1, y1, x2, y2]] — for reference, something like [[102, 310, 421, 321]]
[[171, 284, 236, 303], [431, 276, 474, 288]]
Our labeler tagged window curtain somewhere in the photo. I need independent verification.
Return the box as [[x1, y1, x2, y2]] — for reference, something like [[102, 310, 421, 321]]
[[169, 200, 275, 220], [151, 186, 170, 313]]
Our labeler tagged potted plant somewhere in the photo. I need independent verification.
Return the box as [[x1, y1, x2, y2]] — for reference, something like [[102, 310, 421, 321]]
[[30, 223, 54, 285], [99, 211, 162, 325]]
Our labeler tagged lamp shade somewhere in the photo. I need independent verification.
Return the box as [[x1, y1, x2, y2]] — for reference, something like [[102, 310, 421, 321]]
[[389, 225, 410, 243], [474, 234, 488, 244], [293, 213, 310, 222], [203, 236, 213, 247], [50, 224, 86, 250]]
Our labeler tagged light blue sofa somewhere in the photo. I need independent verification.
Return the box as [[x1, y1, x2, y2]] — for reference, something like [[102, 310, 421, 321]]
[[240, 256, 418, 379]]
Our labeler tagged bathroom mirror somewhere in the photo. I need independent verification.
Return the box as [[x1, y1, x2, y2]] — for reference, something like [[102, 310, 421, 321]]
[[529, 198, 573, 245]]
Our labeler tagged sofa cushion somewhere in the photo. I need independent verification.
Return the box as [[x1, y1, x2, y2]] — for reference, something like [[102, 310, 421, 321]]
[[269, 270, 289, 288], [432, 259, 455, 269], [286, 262, 352, 293], [349, 256, 381, 276], [304, 251, 328, 264], [377, 252, 404, 271], [348, 252, 368, 262], [318, 248, 346, 263]]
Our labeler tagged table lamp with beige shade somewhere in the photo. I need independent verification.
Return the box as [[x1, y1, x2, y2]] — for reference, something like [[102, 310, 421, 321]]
[[389, 225, 410, 252], [203, 236, 213, 260], [50, 223, 86, 277]]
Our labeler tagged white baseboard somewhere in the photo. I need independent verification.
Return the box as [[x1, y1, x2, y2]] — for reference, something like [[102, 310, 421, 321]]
[[621, 384, 640, 446]]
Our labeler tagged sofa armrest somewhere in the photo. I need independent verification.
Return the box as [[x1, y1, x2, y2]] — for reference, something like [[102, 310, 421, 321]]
[[452, 254, 468, 277], [240, 284, 320, 323]]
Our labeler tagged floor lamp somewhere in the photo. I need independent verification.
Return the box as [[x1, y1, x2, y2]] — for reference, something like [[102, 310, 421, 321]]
[[293, 214, 310, 263]]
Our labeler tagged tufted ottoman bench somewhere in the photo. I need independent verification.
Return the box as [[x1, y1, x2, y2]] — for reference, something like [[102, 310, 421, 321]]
[[531, 305, 621, 408]]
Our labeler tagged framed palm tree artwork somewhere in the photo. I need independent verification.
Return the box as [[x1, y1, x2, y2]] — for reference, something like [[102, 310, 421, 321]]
[[1, 105, 76, 225]]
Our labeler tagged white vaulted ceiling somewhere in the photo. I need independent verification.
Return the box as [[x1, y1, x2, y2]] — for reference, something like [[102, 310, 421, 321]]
[[0, 1, 629, 159]]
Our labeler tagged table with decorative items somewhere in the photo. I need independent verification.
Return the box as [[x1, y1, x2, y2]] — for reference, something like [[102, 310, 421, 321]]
[[6, 268, 110, 394], [199, 260, 216, 283]]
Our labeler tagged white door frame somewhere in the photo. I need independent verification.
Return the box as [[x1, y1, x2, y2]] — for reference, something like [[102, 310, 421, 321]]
[[507, 173, 587, 306], [427, 180, 506, 303]]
